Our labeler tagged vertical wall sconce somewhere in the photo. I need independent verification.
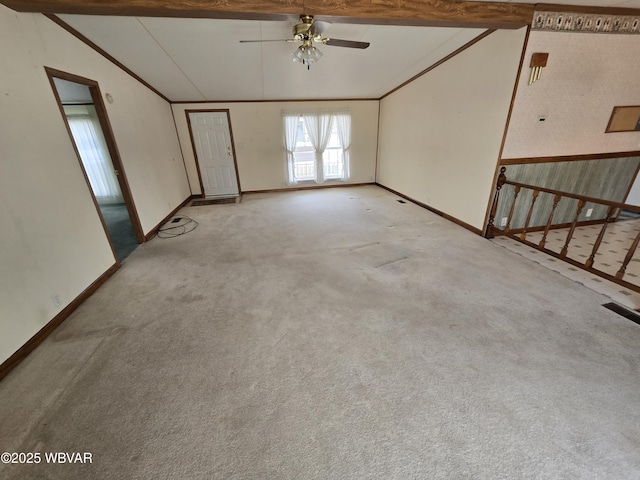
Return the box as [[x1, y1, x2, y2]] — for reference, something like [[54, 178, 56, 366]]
[[528, 52, 549, 85]]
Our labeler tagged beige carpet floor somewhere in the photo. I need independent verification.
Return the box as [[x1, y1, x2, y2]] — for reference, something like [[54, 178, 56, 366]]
[[1, 185, 639, 479]]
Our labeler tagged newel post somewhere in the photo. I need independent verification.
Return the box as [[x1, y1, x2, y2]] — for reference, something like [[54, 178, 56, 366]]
[[486, 166, 507, 239]]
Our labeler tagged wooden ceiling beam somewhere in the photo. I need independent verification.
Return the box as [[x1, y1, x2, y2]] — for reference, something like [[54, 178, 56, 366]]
[[305, 1, 533, 29], [0, 0, 534, 29], [0, 0, 304, 21]]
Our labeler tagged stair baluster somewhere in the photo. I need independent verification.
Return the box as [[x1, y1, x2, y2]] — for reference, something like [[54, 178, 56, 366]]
[[560, 199, 586, 257], [586, 206, 615, 268], [540, 194, 561, 248], [520, 190, 539, 241], [616, 228, 640, 280], [505, 185, 520, 234]]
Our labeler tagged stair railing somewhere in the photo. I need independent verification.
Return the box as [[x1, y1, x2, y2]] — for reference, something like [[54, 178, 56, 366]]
[[487, 166, 640, 292]]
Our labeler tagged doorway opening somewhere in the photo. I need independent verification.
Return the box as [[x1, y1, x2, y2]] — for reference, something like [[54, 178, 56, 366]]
[[46, 68, 144, 262], [186, 110, 241, 198]]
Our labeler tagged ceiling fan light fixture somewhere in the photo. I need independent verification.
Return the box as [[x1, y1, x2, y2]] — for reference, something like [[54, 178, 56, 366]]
[[292, 44, 323, 69]]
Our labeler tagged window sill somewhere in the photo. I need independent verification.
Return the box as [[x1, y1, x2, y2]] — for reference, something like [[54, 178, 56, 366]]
[[294, 179, 346, 185]]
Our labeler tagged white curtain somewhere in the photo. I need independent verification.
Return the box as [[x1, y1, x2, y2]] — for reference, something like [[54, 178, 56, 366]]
[[283, 115, 300, 186], [68, 115, 123, 204], [304, 113, 333, 184], [334, 113, 351, 182]]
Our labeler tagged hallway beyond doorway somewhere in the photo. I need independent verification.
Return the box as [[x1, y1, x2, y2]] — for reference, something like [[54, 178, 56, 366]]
[[99, 203, 138, 261]]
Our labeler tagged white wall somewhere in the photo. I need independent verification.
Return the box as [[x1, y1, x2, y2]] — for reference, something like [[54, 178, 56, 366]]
[[376, 29, 526, 230], [172, 101, 379, 193], [0, 7, 190, 364], [503, 31, 640, 159]]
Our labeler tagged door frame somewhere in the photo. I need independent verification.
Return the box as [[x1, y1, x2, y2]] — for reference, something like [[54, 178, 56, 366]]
[[185, 109, 242, 198], [45, 67, 145, 247]]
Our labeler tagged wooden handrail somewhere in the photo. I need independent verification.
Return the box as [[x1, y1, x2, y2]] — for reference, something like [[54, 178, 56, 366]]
[[503, 180, 640, 213]]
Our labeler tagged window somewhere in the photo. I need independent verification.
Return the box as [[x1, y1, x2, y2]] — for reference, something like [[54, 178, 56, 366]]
[[292, 116, 316, 181], [323, 120, 345, 180], [283, 112, 351, 185], [67, 114, 122, 203]]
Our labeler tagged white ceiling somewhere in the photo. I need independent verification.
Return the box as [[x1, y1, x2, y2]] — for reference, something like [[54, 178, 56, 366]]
[[58, 14, 486, 102], [56, 0, 640, 102]]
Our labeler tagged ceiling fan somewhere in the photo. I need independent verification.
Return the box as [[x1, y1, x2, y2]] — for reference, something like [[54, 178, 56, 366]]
[[240, 15, 370, 69]]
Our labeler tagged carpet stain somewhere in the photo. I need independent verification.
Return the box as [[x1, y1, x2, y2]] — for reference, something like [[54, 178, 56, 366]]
[[52, 326, 129, 343], [375, 257, 409, 268], [354, 384, 368, 396], [348, 242, 380, 252], [179, 293, 205, 303], [272, 333, 287, 348]]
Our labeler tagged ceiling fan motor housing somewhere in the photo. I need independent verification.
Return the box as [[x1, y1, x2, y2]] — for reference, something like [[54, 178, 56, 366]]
[[293, 15, 314, 39]]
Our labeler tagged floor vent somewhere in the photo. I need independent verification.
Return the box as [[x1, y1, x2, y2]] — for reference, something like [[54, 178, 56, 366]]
[[191, 197, 238, 206], [602, 302, 640, 326]]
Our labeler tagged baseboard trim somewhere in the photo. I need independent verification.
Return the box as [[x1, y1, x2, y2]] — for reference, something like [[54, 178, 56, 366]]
[[0, 262, 120, 382], [242, 182, 374, 195], [145, 194, 196, 241], [376, 183, 483, 235]]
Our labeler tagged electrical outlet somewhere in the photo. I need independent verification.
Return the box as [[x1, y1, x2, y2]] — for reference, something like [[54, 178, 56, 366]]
[[500, 217, 508, 227], [586, 208, 593, 218], [51, 293, 62, 308]]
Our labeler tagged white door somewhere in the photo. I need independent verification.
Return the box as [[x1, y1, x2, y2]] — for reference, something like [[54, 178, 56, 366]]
[[189, 111, 239, 196]]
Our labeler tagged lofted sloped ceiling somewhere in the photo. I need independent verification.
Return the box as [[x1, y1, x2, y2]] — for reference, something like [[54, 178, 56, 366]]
[[54, 15, 488, 101], [3, 0, 640, 101]]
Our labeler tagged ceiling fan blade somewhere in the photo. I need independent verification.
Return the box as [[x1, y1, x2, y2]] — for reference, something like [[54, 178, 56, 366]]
[[239, 39, 294, 43], [309, 20, 331, 36], [324, 38, 370, 49]]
